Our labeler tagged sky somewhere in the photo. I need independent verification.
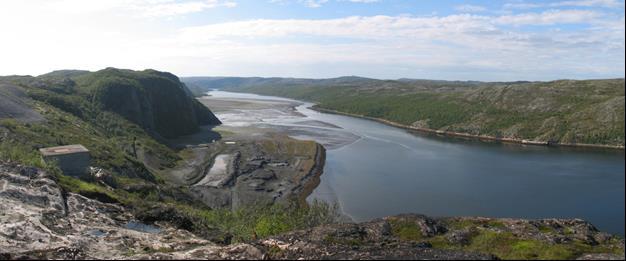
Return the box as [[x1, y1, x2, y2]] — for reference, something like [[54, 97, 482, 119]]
[[0, 0, 624, 81]]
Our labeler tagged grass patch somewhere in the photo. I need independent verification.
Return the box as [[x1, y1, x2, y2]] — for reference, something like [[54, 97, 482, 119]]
[[181, 200, 339, 242], [389, 219, 424, 241], [432, 229, 623, 260], [446, 219, 506, 230], [0, 140, 59, 173], [387, 218, 623, 260], [55, 174, 121, 202], [537, 224, 556, 234], [463, 231, 572, 259]]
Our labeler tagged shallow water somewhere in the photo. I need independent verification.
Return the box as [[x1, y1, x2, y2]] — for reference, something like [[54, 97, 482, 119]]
[[206, 90, 626, 236], [124, 221, 162, 234]]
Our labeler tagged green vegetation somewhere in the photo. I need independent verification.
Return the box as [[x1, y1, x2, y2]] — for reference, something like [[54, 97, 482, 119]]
[[389, 219, 425, 241], [76, 69, 212, 137], [74, 68, 220, 138], [0, 68, 337, 247], [0, 68, 224, 180], [1, 69, 191, 223], [0, 95, 171, 181], [182, 200, 339, 242], [465, 231, 572, 259], [188, 77, 625, 146], [388, 218, 624, 260], [0, 137, 58, 172], [446, 219, 507, 230]]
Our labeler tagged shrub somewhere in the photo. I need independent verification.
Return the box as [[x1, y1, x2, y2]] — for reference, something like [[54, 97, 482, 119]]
[[183, 200, 340, 242]]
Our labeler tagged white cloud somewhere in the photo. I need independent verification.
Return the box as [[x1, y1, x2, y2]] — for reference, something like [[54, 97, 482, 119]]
[[178, 15, 502, 48], [136, 0, 237, 17], [271, 0, 379, 8], [0, 1, 623, 80], [505, 0, 624, 9], [179, 10, 607, 40], [344, 0, 381, 2], [2, 0, 237, 18], [455, 4, 487, 13], [170, 11, 623, 79], [503, 2, 544, 9], [495, 9, 601, 25], [552, 0, 623, 7], [302, 0, 329, 8]]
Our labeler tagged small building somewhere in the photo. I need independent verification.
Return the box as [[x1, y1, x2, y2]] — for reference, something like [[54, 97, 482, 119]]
[[40, 144, 90, 176]]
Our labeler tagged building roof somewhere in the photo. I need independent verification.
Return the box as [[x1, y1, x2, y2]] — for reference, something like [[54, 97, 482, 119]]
[[39, 144, 89, 156]]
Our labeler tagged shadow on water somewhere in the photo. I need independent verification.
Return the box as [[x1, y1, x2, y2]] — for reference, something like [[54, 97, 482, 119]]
[[407, 130, 625, 156]]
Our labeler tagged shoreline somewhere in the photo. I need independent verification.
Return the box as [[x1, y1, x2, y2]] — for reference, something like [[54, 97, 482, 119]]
[[312, 106, 625, 151], [296, 143, 326, 206]]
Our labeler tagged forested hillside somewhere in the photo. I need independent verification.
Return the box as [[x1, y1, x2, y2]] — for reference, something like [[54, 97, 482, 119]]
[[185, 77, 625, 147]]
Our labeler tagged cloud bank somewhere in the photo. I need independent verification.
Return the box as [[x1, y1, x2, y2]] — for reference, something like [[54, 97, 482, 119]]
[[0, 0, 623, 80]]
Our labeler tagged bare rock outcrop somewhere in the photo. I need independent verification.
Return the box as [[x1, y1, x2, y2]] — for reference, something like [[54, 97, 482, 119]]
[[0, 162, 237, 259], [1, 163, 624, 260]]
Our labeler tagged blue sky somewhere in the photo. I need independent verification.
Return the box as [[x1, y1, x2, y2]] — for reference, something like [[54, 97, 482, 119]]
[[0, 0, 624, 81]]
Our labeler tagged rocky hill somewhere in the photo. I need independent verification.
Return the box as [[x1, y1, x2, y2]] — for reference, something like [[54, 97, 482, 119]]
[[74, 68, 221, 138], [0, 68, 220, 138], [184, 77, 625, 147], [0, 68, 222, 181], [1, 162, 623, 260], [3, 68, 220, 139], [0, 68, 342, 257]]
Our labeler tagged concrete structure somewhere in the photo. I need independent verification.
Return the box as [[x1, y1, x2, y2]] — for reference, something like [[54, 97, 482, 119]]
[[40, 144, 90, 176]]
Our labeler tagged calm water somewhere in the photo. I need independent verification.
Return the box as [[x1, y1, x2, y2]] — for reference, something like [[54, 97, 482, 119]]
[[208, 91, 626, 236]]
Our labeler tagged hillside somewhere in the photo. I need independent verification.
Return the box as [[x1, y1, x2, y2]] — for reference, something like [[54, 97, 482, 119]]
[[0, 83, 44, 123], [0, 68, 221, 180], [184, 77, 625, 147], [0, 68, 340, 249]]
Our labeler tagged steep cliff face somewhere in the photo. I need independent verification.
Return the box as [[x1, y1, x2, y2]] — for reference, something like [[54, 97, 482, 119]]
[[192, 98, 221, 125], [90, 76, 155, 131], [78, 68, 221, 138]]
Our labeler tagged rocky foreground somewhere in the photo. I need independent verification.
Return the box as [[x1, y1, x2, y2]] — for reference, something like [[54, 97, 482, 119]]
[[1, 163, 624, 260]]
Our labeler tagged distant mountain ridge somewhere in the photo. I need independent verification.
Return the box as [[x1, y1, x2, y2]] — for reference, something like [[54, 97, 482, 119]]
[[183, 76, 380, 96], [182, 76, 543, 97], [183, 76, 625, 147]]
